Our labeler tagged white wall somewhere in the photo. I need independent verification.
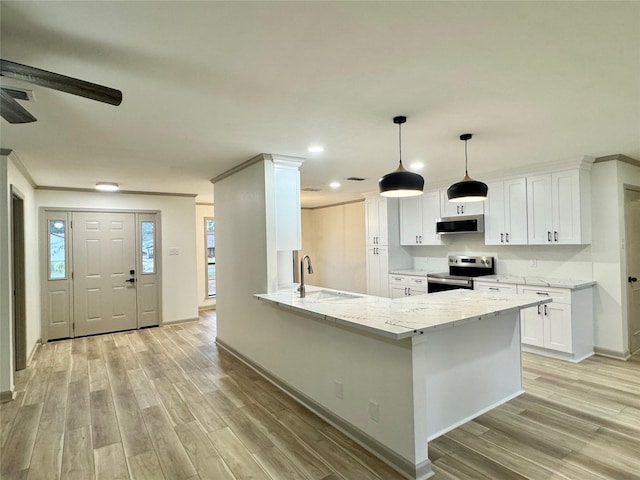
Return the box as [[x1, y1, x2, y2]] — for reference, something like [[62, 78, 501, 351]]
[[1, 153, 40, 398], [1, 155, 12, 396], [195, 203, 216, 310], [301, 201, 367, 294], [36, 190, 199, 324]]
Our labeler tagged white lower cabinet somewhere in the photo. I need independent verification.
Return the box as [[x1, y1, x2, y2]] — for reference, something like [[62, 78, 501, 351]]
[[367, 246, 389, 297], [474, 280, 593, 362], [389, 274, 428, 298]]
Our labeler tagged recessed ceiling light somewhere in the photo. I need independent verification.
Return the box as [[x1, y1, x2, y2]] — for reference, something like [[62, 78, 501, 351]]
[[95, 182, 119, 192], [308, 144, 324, 153], [329, 181, 341, 189], [409, 161, 424, 171]]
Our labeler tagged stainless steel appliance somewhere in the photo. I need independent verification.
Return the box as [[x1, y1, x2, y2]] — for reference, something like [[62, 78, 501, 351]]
[[436, 214, 484, 235], [427, 255, 494, 293]]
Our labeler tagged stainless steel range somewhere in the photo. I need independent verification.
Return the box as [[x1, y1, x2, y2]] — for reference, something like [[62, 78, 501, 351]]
[[427, 255, 495, 293]]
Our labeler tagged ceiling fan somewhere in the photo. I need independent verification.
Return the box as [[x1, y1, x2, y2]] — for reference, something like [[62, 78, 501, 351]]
[[0, 59, 122, 124]]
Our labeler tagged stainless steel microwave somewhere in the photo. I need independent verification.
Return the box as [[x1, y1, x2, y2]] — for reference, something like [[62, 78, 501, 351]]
[[436, 214, 484, 234]]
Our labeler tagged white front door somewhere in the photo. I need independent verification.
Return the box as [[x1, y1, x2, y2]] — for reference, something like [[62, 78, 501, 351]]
[[72, 211, 138, 336], [625, 188, 640, 354]]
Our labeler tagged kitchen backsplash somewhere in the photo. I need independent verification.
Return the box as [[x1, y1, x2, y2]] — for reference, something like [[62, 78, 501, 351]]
[[409, 234, 593, 279]]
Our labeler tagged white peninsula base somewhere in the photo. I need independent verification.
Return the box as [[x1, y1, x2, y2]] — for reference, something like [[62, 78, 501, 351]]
[[218, 289, 544, 480]]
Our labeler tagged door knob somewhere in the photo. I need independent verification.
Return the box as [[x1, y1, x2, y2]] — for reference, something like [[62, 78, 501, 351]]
[[629, 276, 638, 283], [126, 278, 136, 283]]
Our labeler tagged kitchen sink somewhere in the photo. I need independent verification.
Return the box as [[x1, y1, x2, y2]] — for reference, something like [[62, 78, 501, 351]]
[[304, 290, 362, 301]]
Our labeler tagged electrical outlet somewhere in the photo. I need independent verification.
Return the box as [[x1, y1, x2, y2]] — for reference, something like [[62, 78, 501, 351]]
[[529, 259, 537, 267], [369, 400, 379, 422], [335, 381, 343, 399]]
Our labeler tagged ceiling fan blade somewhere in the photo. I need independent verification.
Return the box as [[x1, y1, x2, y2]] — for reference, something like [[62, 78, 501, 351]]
[[1, 88, 37, 123], [0, 59, 122, 106]]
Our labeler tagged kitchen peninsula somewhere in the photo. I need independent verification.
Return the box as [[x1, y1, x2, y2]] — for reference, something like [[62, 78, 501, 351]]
[[249, 286, 551, 480], [212, 156, 551, 480]]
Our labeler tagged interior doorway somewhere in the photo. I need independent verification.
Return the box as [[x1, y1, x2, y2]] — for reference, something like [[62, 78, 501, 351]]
[[11, 187, 26, 371], [625, 187, 640, 354]]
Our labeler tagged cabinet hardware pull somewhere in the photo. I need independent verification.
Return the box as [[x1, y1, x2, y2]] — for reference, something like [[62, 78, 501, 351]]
[[554, 231, 558, 242], [456, 205, 459, 214], [547, 231, 551, 242], [461, 205, 464, 214], [537, 305, 541, 315], [506, 233, 510, 243], [419, 235, 422, 243], [535, 292, 550, 296], [544, 305, 548, 316], [501, 233, 504, 243], [489, 287, 499, 291], [416, 235, 419, 243]]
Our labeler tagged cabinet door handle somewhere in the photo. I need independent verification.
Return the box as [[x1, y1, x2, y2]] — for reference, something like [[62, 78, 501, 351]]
[[535, 292, 550, 296], [506, 233, 510, 243], [408, 288, 411, 296], [544, 305, 548, 316], [537, 305, 541, 315], [489, 287, 499, 291], [554, 231, 558, 242], [547, 231, 552, 242], [461, 205, 464, 214], [416, 235, 418, 243], [501, 233, 504, 243], [419, 235, 422, 243]]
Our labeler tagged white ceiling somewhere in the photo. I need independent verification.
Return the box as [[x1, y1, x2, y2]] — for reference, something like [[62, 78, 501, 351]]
[[1, 1, 639, 207]]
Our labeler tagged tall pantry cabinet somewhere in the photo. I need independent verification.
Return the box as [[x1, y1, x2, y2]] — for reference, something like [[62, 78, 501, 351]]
[[364, 194, 389, 297]]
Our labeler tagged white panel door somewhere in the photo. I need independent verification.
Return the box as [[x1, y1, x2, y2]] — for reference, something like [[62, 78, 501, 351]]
[[625, 188, 640, 353], [484, 181, 505, 245], [504, 177, 528, 244], [399, 197, 422, 245], [73, 212, 137, 336], [527, 174, 553, 244], [552, 170, 580, 244], [420, 191, 444, 245]]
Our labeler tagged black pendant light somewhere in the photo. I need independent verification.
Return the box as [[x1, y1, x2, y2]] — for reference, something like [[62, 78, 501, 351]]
[[379, 116, 424, 197], [447, 133, 487, 202]]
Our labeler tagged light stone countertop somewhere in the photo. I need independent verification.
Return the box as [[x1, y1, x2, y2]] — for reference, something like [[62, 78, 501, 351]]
[[474, 275, 595, 290], [388, 269, 434, 277], [255, 285, 551, 340]]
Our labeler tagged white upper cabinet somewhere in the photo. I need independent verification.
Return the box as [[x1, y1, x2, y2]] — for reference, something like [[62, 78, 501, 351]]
[[485, 177, 528, 245], [527, 169, 591, 245], [399, 191, 443, 246], [274, 160, 302, 251], [365, 195, 388, 245], [440, 191, 484, 217], [366, 245, 389, 297], [399, 196, 422, 245]]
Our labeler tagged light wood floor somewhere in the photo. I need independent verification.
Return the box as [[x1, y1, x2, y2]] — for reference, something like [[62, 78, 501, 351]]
[[1, 312, 638, 480]]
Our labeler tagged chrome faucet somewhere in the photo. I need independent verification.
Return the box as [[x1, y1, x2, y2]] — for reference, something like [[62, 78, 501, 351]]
[[298, 255, 314, 298]]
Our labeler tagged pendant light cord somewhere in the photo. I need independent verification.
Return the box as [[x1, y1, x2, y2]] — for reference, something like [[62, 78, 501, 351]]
[[398, 122, 403, 166], [464, 138, 468, 175]]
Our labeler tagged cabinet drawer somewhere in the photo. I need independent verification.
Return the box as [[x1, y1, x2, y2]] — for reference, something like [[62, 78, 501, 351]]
[[389, 275, 408, 285], [518, 285, 570, 304], [408, 277, 428, 287], [475, 282, 517, 294]]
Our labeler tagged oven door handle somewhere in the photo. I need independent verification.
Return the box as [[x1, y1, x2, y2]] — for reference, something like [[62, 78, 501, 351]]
[[427, 276, 471, 287]]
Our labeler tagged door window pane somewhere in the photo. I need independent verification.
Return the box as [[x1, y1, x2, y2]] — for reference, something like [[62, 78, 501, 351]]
[[142, 221, 155, 274], [206, 218, 216, 296], [49, 220, 66, 279]]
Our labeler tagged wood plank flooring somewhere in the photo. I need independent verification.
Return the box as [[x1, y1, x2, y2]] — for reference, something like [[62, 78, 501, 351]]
[[2, 311, 638, 480]]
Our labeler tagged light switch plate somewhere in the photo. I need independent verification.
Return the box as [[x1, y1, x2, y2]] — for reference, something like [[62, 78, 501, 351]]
[[168, 247, 180, 255]]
